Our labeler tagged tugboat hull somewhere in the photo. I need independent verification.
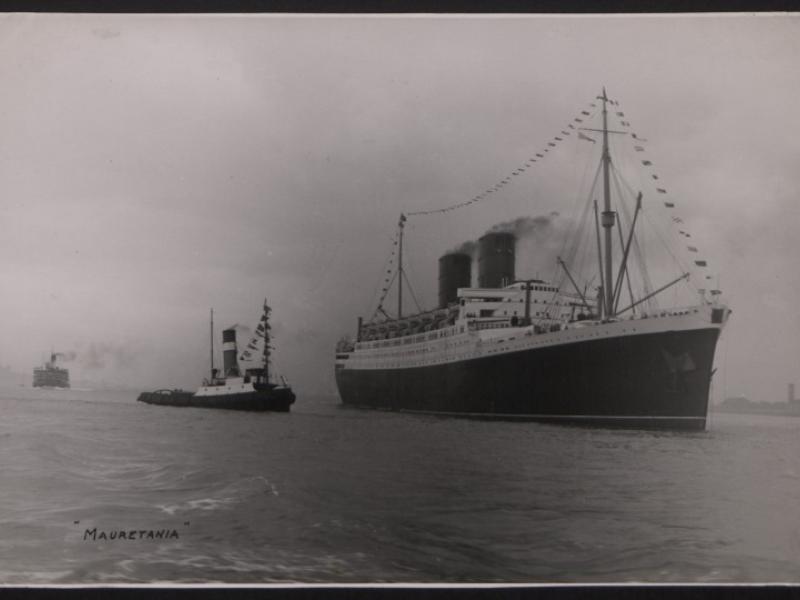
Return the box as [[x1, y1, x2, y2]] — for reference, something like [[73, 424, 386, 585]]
[[137, 387, 295, 412]]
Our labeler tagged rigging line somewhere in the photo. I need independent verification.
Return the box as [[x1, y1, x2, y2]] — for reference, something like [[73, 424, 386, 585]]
[[610, 165, 656, 307], [401, 269, 423, 314], [612, 190, 638, 316], [633, 230, 657, 311], [565, 193, 596, 293], [639, 206, 700, 292], [562, 160, 603, 271], [613, 168, 655, 304], [609, 111, 649, 203], [564, 162, 603, 289], [367, 231, 400, 315], [407, 239, 438, 314], [406, 98, 598, 219], [371, 269, 399, 322], [556, 145, 603, 268], [612, 131, 703, 294], [614, 160, 695, 281]]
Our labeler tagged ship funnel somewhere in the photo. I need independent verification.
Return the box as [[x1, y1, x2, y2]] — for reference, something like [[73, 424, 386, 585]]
[[438, 252, 472, 309], [222, 327, 240, 377], [478, 232, 515, 288]]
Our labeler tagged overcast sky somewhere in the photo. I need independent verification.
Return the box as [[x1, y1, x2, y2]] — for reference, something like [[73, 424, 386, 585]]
[[0, 13, 797, 400]]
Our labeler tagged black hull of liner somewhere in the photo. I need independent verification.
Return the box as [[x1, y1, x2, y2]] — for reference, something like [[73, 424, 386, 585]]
[[335, 328, 721, 430], [137, 389, 295, 412]]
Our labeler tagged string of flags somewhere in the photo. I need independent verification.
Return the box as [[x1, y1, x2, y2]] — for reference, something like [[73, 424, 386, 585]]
[[610, 100, 720, 295], [388, 91, 721, 300], [238, 307, 271, 362], [372, 230, 402, 320], [406, 99, 604, 217]]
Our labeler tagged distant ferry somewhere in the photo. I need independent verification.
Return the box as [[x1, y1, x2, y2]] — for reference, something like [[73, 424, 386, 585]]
[[33, 353, 70, 389], [138, 301, 295, 412], [335, 88, 731, 430]]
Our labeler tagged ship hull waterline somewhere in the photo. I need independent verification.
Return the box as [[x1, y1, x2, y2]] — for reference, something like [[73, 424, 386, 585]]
[[336, 327, 721, 431]]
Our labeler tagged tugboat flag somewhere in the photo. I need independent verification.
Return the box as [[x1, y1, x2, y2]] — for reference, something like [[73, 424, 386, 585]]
[[578, 131, 596, 143]]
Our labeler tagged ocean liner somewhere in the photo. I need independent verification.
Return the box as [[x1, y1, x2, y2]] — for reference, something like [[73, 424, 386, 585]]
[[33, 353, 70, 388], [334, 89, 731, 430], [138, 301, 295, 411]]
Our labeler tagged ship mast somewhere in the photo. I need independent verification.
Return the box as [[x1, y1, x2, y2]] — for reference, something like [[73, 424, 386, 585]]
[[397, 213, 406, 319], [580, 88, 625, 319], [599, 88, 615, 318]]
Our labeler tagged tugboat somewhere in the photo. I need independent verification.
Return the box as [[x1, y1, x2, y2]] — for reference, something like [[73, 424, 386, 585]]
[[138, 300, 295, 411]]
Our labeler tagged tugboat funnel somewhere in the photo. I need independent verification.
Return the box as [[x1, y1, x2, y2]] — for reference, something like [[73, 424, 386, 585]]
[[222, 327, 240, 377]]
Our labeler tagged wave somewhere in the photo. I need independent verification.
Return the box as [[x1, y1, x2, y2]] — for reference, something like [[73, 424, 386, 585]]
[[157, 475, 279, 516]]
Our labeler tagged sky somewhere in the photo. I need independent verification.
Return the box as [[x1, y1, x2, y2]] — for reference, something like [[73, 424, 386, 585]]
[[0, 13, 797, 400]]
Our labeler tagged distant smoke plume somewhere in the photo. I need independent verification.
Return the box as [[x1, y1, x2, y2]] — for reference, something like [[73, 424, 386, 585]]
[[59, 343, 141, 370], [80, 342, 140, 370]]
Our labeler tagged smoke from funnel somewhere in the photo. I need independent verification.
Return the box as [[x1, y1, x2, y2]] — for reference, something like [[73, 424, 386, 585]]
[[450, 212, 561, 257], [448, 212, 565, 283], [487, 212, 560, 238], [449, 239, 478, 256]]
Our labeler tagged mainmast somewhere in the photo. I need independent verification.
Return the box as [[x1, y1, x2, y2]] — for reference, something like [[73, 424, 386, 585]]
[[599, 87, 616, 318]]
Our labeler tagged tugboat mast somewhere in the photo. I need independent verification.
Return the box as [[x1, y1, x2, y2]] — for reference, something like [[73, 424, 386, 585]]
[[210, 308, 215, 379], [262, 299, 272, 383]]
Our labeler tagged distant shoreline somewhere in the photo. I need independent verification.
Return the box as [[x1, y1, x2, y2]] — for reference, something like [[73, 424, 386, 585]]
[[712, 404, 800, 418]]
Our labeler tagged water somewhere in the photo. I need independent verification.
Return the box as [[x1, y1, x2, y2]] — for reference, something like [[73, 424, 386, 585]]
[[0, 386, 798, 584]]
